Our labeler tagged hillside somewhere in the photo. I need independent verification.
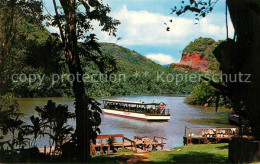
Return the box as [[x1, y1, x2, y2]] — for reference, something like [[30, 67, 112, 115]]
[[170, 38, 220, 72], [99, 43, 161, 71]]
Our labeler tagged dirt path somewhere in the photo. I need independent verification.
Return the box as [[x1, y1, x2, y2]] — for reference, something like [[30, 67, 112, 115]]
[[126, 153, 151, 163]]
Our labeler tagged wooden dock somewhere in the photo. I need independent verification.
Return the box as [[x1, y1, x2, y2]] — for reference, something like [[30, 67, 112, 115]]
[[183, 126, 238, 145], [91, 134, 166, 155]]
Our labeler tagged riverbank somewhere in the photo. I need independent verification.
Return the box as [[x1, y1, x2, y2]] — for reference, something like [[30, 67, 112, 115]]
[[91, 143, 229, 163], [186, 105, 233, 127]]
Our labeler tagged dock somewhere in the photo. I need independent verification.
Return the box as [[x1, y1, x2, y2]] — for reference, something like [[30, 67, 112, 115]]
[[183, 126, 238, 145], [91, 134, 166, 155]]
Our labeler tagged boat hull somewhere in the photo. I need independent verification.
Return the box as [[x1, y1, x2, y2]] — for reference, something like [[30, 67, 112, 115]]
[[103, 109, 170, 121]]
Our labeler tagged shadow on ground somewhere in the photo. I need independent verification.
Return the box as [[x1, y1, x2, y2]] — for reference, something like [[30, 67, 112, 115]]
[[216, 144, 229, 150], [146, 152, 229, 163]]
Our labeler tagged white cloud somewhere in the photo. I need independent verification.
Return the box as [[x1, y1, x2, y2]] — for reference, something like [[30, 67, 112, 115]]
[[146, 53, 179, 65], [46, 4, 234, 50], [94, 5, 234, 46], [47, 26, 59, 34]]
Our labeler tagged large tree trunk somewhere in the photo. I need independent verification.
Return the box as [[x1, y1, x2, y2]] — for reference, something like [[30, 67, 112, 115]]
[[227, 0, 260, 139], [59, 0, 90, 161]]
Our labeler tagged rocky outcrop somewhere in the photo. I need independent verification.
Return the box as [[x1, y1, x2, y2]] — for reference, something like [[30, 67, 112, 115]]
[[170, 38, 218, 72], [170, 53, 209, 72]]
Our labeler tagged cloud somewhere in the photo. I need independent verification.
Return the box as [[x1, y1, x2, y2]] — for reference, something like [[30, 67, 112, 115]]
[[146, 53, 179, 65], [94, 5, 234, 46]]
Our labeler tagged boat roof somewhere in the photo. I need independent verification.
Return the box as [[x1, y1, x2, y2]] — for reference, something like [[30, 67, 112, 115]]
[[102, 99, 160, 105]]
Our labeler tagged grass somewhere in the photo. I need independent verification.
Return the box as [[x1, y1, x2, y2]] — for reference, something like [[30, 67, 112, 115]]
[[187, 106, 234, 127], [91, 144, 229, 163], [149, 143, 229, 163], [90, 149, 136, 163]]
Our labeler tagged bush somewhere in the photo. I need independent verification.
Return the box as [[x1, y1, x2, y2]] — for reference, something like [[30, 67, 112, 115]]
[[185, 81, 217, 106]]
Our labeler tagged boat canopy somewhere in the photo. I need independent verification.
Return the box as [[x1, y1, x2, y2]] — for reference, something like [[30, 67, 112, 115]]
[[102, 99, 160, 106]]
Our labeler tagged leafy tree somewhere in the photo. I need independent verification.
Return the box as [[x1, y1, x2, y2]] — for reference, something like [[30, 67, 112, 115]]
[[46, 0, 120, 161], [0, 94, 28, 153], [32, 100, 75, 154], [185, 81, 224, 107]]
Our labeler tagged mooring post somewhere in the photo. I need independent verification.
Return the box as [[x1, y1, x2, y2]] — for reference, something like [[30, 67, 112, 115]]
[[215, 129, 218, 143], [107, 145, 110, 154], [49, 146, 52, 155], [122, 137, 124, 149], [44, 146, 46, 155], [100, 136, 103, 154]]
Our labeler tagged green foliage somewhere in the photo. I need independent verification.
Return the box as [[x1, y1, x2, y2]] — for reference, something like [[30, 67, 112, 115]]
[[183, 37, 215, 55], [0, 98, 77, 161], [106, 137, 115, 147], [32, 100, 75, 153], [185, 81, 218, 106], [0, 94, 28, 152], [82, 43, 200, 97]]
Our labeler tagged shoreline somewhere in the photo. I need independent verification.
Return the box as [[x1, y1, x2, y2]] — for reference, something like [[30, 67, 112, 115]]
[[186, 104, 234, 127]]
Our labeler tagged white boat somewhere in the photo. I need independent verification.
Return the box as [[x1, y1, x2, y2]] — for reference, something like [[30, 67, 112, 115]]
[[102, 99, 171, 121]]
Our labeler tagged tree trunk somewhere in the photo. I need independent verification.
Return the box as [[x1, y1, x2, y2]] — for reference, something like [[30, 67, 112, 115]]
[[59, 0, 90, 161], [227, 0, 260, 139]]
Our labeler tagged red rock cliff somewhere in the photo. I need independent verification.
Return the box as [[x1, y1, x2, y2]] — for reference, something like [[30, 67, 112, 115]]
[[170, 53, 209, 72]]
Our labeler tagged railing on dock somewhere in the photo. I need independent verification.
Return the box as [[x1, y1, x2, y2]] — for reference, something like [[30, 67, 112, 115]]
[[90, 134, 167, 155], [183, 126, 238, 145]]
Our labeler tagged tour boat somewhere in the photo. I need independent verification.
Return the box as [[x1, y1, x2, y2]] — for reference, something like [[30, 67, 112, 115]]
[[102, 99, 171, 121]]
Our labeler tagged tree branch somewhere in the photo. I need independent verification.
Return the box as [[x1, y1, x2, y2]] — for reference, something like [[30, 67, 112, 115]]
[[52, 0, 65, 44]]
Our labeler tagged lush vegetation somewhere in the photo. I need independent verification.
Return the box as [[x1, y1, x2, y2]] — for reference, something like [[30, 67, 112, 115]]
[[84, 43, 201, 97], [183, 37, 215, 57], [185, 81, 223, 106], [0, 96, 77, 162]]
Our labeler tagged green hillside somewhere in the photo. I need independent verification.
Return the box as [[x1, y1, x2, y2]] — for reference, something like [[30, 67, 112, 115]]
[[100, 43, 161, 71], [84, 43, 199, 97]]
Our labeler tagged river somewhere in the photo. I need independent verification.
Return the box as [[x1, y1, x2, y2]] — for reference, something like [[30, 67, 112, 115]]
[[17, 95, 224, 149]]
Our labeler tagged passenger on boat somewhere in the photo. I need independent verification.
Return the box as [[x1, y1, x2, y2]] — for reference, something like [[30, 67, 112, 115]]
[[150, 107, 154, 113], [157, 104, 162, 114], [161, 103, 166, 114]]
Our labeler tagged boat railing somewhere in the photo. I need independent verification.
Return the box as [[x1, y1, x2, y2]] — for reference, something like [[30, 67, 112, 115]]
[[104, 105, 170, 116]]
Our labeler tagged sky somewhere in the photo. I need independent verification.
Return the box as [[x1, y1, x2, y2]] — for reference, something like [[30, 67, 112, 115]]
[[45, 0, 234, 65]]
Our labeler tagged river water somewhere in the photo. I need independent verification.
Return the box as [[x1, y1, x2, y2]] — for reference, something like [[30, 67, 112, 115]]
[[17, 95, 217, 149]]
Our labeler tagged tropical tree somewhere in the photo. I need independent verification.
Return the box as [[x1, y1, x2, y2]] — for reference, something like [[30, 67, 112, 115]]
[[45, 0, 120, 161], [0, 94, 27, 152], [31, 100, 75, 154]]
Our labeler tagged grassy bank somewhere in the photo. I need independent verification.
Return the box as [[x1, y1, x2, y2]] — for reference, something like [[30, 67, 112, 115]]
[[150, 143, 229, 163], [91, 143, 229, 163], [187, 105, 233, 127]]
